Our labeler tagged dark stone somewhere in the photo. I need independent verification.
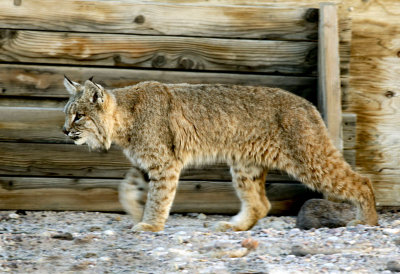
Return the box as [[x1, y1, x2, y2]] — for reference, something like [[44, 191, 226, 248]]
[[16, 210, 27, 215], [51, 232, 74, 241], [387, 261, 400, 272], [296, 198, 355, 230]]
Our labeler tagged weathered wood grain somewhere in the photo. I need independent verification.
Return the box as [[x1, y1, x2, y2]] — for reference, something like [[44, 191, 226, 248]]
[[318, 3, 342, 150], [0, 64, 317, 102], [0, 142, 131, 178], [0, 107, 66, 143], [0, 98, 66, 108], [130, 0, 343, 6], [0, 0, 317, 40], [0, 30, 317, 75], [340, 0, 400, 207], [0, 177, 319, 214], [0, 142, 296, 181], [342, 113, 356, 150]]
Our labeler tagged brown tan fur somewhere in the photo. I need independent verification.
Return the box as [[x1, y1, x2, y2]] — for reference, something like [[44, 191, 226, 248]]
[[62, 78, 378, 232]]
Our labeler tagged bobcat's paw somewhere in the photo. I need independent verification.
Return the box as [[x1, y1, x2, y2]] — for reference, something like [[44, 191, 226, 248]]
[[214, 221, 253, 232], [131, 222, 163, 232], [346, 219, 364, 227], [214, 221, 234, 232]]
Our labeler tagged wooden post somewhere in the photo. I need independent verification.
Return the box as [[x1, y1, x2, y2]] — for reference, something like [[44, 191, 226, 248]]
[[318, 3, 343, 151]]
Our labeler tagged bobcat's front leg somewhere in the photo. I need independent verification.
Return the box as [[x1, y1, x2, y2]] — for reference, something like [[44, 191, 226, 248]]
[[132, 161, 182, 232]]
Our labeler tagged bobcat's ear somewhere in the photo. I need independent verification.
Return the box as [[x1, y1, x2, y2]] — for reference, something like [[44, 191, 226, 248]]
[[64, 75, 81, 95], [84, 80, 105, 105]]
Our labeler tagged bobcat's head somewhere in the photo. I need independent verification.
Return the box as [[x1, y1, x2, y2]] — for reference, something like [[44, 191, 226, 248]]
[[62, 76, 115, 150]]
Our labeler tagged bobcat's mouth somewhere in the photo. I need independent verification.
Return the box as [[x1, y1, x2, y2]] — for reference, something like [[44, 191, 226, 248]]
[[70, 135, 81, 141], [68, 132, 83, 143]]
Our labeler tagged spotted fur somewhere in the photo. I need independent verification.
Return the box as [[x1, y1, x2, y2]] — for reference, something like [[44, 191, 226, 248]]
[[63, 78, 378, 232]]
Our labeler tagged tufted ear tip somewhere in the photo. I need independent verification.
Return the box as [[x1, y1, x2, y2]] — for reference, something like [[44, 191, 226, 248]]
[[63, 75, 81, 95], [88, 76, 94, 82]]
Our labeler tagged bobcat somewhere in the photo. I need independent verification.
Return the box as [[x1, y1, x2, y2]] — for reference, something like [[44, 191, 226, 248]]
[[62, 77, 378, 232]]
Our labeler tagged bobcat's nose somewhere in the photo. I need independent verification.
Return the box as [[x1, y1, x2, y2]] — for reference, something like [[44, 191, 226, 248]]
[[62, 127, 69, 135]]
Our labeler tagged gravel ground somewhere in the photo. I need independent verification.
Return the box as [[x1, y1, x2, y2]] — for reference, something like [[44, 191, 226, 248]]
[[1, 210, 399, 273]]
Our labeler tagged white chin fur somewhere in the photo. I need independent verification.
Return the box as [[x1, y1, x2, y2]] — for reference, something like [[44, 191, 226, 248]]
[[87, 137, 106, 150], [73, 135, 109, 151], [74, 138, 86, 145]]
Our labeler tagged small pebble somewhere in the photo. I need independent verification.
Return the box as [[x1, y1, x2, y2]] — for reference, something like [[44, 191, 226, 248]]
[[241, 238, 259, 250], [198, 213, 207, 220], [51, 232, 74, 241], [74, 235, 95, 244], [8, 213, 19, 219], [104, 230, 115, 236], [99, 256, 111, 262], [71, 261, 91, 271], [84, 252, 97, 258], [383, 228, 400, 235], [89, 226, 102, 232]]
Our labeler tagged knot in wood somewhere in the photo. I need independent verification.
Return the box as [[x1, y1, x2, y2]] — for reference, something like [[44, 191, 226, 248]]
[[305, 47, 318, 65], [305, 8, 319, 23], [13, 0, 22, 6], [385, 90, 396, 98], [0, 30, 14, 40], [133, 15, 145, 24], [152, 55, 166, 68], [113, 55, 122, 65], [178, 57, 195, 70]]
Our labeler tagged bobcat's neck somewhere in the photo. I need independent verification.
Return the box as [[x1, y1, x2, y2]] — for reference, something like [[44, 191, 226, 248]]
[[109, 88, 140, 149]]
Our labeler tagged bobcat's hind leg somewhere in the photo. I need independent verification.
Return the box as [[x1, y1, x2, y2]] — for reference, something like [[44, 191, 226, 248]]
[[119, 167, 149, 223], [215, 164, 270, 232]]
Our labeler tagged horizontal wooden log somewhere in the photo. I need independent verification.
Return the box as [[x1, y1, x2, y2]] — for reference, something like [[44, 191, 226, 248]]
[[0, 98, 66, 108], [0, 107, 66, 143], [0, 64, 317, 101], [0, 1, 317, 41], [0, 177, 319, 214], [0, 30, 317, 75], [0, 142, 294, 181]]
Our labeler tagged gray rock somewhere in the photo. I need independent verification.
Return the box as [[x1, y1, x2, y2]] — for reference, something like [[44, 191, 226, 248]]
[[291, 244, 337, 256], [296, 199, 355, 229], [394, 237, 400, 246], [387, 261, 400, 272]]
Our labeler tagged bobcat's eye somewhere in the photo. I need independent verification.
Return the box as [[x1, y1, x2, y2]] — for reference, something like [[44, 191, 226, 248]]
[[74, 113, 85, 122]]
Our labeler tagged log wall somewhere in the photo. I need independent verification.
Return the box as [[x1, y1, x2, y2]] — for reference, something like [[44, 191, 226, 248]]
[[1, 0, 393, 213], [125, 1, 400, 207]]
